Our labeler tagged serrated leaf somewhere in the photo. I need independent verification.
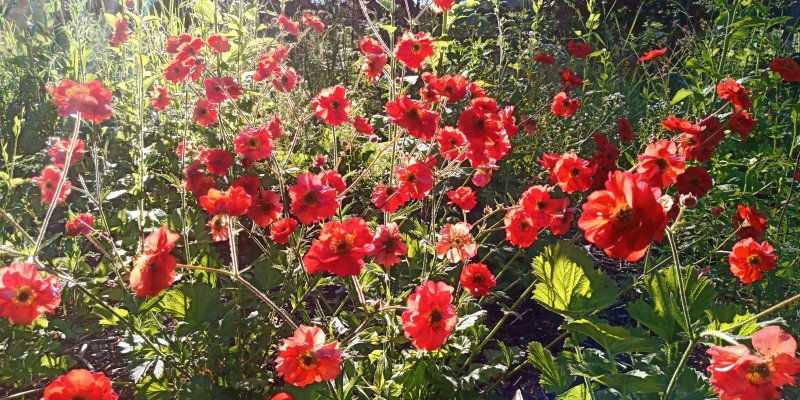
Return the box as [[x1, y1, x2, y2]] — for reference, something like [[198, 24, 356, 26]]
[[628, 299, 677, 341], [556, 384, 591, 400], [527, 341, 571, 393], [595, 370, 663, 394], [565, 318, 660, 356]]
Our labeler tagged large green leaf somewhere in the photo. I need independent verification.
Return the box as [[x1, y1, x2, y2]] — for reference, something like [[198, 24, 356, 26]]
[[628, 299, 676, 342], [641, 267, 717, 335], [565, 318, 660, 356], [595, 371, 663, 394], [532, 243, 617, 317], [527, 341, 572, 393], [556, 385, 591, 400]]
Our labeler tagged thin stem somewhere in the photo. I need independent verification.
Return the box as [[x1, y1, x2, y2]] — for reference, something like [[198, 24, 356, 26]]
[[235, 274, 299, 330], [351, 275, 367, 311], [661, 338, 698, 400], [721, 292, 800, 333], [665, 229, 695, 339]]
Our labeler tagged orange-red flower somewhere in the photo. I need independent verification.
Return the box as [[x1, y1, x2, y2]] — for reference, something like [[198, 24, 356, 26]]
[[33, 166, 71, 204], [207, 34, 231, 52], [288, 172, 340, 224], [369, 223, 408, 268], [395, 157, 435, 200], [201, 148, 234, 177], [151, 87, 170, 111], [551, 92, 580, 118], [567, 40, 591, 59], [638, 47, 666, 62], [519, 185, 561, 226], [770, 57, 800, 82], [359, 37, 383, 55], [110, 18, 129, 47], [728, 238, 777, 284], [304, 218, 374, 276], [402, 281, 457, 351], [204, 76, 242, 103], [312, 85, 350, 126], [504, 206, 540, 248], [48, 138, 86, 168], [436, 127, 468, 161], [199, 186, 253, 216], [732, 204, 768, 241], [66, 213, 95, 237], [130, 226, 180, 297], [578, 171, 668, 261], [385, 95, 440, 141], [47, 80, 113, 123], [272, 66, 298, 93], [432, 0, 455, 12], [235, 126, 275, 161], [276, 325, 342, 387], [447, 186, 477, 211], [302, 13, 326, 33], [717, 78, 752, 110], [435, 222, 477, 264], [618, 118, 634, 143], [270, 218, 298, 245], [561, 68, 583, 92], [371, 185, 410, 212], [247, 190, 283, 227], [253, 46, 288, 81], [193, 98, 218, 127], [729, 110, 756, 140], [636, 139, 686, 188], [207, 215, 229, 242], [661, 115, 704, 134], [352, 117, 374, 135], [394, 31, 434, 70], [42, 369, 118, 400], [534, 53, 555, 65], [361, 54, 387, 84], [707, 326, 800, 400], [676, 166, 713, 198], [0, 263, 61, 325], [542, 152, 593, 194], [271, 393, 293, 400], [460, 263, 496, 297]]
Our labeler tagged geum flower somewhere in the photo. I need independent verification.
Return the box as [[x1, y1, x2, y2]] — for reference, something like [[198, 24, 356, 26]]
[[199, 186, 253, 216], [435, 222, 477, 264], [369, 223, 408, 268], [276, 325, 342, 387], [47, 79, 114, 122], [385, 95, 440, 141], [43, 369, 119, 400], [303, 218, 374, 276], [312, 85, 350, 126], [129, 226, 180, 297], [288, 172, 340, 224], [0, 263, 61, 325], [402, 281, 457, 351]]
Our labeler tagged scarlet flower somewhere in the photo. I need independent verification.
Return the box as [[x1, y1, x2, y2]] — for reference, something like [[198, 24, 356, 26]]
[[47, 80, 113, 123], [253, 46, 288, 81], [519, 185, 562, 226], [207, 34, 231, 52], [182, 161, 217, 197], [432, 0, 455, 12], [359, 37, 383, 55], [394, 31, 434, 70], [270, 218, 298, 245], [371, 185, 410, 212], [728, 238, 777, 284], [638, 47, 667, 62], [163, 58, 191, 83], [733, 205, 768, 241], [302, 13, 326, 33], [232, 176, 260, 196], [589, 133, 620, 188], [717, 78, 752, 110], [534, 53, 555, 65], [276, 325, 342, 387], [166, 34, 204, 56], [110, 18, 130, 47], [676, 166, 713, 198], [677, 116, 724, 162], [448, 187, 477, 211], [770, 57, 800, 82], [578, 171, 668, 261], [729, 110, 756, 140], [386, 95, 440, 141], [567, 40, 592, 59], [0, 263, 60, 325], [303, 218, 374, 276], [460, 263, 496, 297], [362, 54, 387, 84], [504, 206, 539, 248], [151, 87, 170, 111], [271, 393, 294, 400], [319, 171, 346, 194], [636, 139, 686, 188], [204, 77, 242, 103], [42, 369, 118, 400], [618, 118, 634, 143], [66, 213, 95, 237], [199, 186, 252, 216], [661, 115, 704, 134], [33, 166, 71, 204], [235, 126, 275, 162], [543, 152, 593, 194], [193, 98, 218, 127], [247, 190, 283, 227], [395, 157, 435, 200], [708, 326, 800, 400], [435, 222, 477, 264], [436, 127, 467, 161], [369, 223, 408, 268], [271, 65, 298, 93], [352, 117, 374, 135], [277, 15, 299, 35], [550, 204, 575, 236], [312, 85, 350, 126], [499, 106, 518, 137], [207, 215, 229, 242], [458, 97, 504, 144], [48, 138, 86, 168], [288, 172, 340, 224], [551, 92, 580, 118], [129, 226, 180, 297], [561, 68, 583, 92], [472, 163, 498, 187], [202, 148, 234, 177], [402, 281, 457, 351]]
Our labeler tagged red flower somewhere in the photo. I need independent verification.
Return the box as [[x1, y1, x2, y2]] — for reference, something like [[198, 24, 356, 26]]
[[551, 92, 580, 118], [276, 325, 342, 387], [618, 118, 634, 143], [319, 171, 346, 194], [270, 218, 298, 245], [590, 133, 620, 188], [371, 185, 410, 212], [302, 13, 326, 33], [43, 369, 118, 400], [395, 157, 435, 200], [458, 97, 503, 145], [385, 95, 440, 141], [432, 0, 455, 12], [48, 138, 86, 168], [271, 393, 293, 400], [253, 46, 288, 81], [402, 281, 457, 351], [550, 204, 575, 236], [207, 34, 231, 52], [235, 126, 275, 161], [472, 164, 498, 187], [728, 238, 777, 284], [661, 115, 704, 134], [204, 77, 242, 103], [0, 263, 60, 325], [47, 80, 113, 123], [207, 215, 229, 242], [732, 205, 768, 241], [352, 117, 374, 135], [182, 161, 217, 197], [543, 152, 593, 194], [677, 116, 724, 162], [288, 172, 340, 224], [717, 78, 752, 110], [561, 69, 583, 91], [708, 326, 800, 400], [193, 98, 219, 127], [201, 148, 234, 177], [504, 206, 540, 248], [636, 139, 686, 188], [361, 54, 387, 84], [729, 110, 756, 140], [247, 190, 283, 227], [534, 53, 555, 65], [66, 213, 95, 237], [166, 34, 204, 55], [359, 37, 383, 54], [499, 106, 518, 137], [33, 166, 71, 204], [232, 176, 260, 196], [303, 218, 374, 276], [460, 263, 496, 297], [436, 127, 467, 161], [519, 185, 562, 226], [163, 58, 191, 83], [130, 226, 180, 297], [676, 166, 713, 198], [447, 187, 477, 211], [770, 57, 800, 82], [638, 47, 667, 62], [578, 171, 668, 261], [394, 31, 434, 70], [199, 187, 252, 216], [369, 223, 408, 268], [151, 87, 170, 111], [272, 66, 298, 93], [567, 40, 592, 59], [110, 18, 130, 47], [312, 85, 351, 126], [435, 222, 477, 264], [277, 15, 299, 35]]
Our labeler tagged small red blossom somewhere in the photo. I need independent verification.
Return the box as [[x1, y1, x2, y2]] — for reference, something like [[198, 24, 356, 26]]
[[247, 190, 283, 227], [369, 223, 408, 268], [435, 222, 477, 264], [0, 263, 61, 325], [402, 281, 457, 351], [276, 325, 342, 387], [193, 98, 219, 127], [361, 54, 387, 84], [371, 185, 410, 212], [551, 92, 580, 118], [232, 176, 260, 196], [48, 138, 86, 168], [729, 110, 756, 140], [636, 139, 686, 188], [151, 87, 170, 111], [204, 76, 242, 103], [432, 0, 455, 12], [717, 78, 752, 110], [201, 148, 234, 177], [110, 18, 130, 47], [460, 263, 496, 297], [235, 126, 275, 162], [199, 186, 253, 216], [130, 226, 180, 297], [385, 95, 440, 141], [288, 172, 340, 224], [359, 37, 383, 55], [733, 205, 768, 241], [303, 218, 374, 276], [277, 15, 299, 36], [661, 115, 704, 134], [43, 369, 118, 400], [504, 206, 539, 248], [567, 40, 592, 59], [534, 53, 555, 65], [352, 117, 375, 135], [676, 166, 713, 198], [447, 187, 477, 211], [542, 152, 593, 194], [395, 157, 435, 200], [272, 66, 298, 93], [770, 57, 800, 82], [394, 31, 434, 70], [207, 215, 229, 242], [618, 118, 634, 143], [638, 47, 667, 62], [436, 127, 467, 161], [47, 79, 113, 122], [253, 46, 289, 81], [33, 166, 71, 204], [270, 218, 298, 245], [728, 238, 777, 284], [561, 69, 583, 92], [302, 13, 326, 33], [207, 34, 231, 52], [66, 213, 95, 237], [271, 394, 293, 400], [312, 85, 351, 126]]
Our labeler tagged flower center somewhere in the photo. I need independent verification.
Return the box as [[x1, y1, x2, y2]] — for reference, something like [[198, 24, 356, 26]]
[[248, 137, 260, 149], [303, 190, 318, 205], [747, 255, 761, 266], [450, 236, 463, 248], [429, 308, 443, 324], [611, 205, 637, 229], [411, 43, 421, 53], [14, 286, 36, 305], [329, 235, 354, 254], [656, 158, 669, 169], [329, 100, 340, 110], [570, 168, 581, 177], [746, 362, 772, 385], [300, 350, 317, 368]]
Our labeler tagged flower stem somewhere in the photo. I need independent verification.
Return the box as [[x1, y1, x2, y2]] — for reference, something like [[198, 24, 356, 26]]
[[661, 338, 698, 400]]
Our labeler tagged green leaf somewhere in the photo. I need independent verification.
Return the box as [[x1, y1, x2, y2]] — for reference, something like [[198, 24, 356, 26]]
[[628, 299, 676, 342], [532, 242, 617, 317], [671, 88, 694, 105], [595, 370, 663, 394], [565, 318, 660, 356], [527, 341, 571, 393], [556, 385, 591, 400]]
